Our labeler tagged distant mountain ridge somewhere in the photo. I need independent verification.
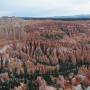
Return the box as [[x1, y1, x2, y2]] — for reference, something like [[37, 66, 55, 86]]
[[20, 14, 90, 20], [0, 14, 90, 20], [54, 14, 90, 19]]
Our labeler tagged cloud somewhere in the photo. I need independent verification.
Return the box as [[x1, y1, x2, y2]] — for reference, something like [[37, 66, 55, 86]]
[[75, 1, 90, 13], [0, 0, 72, 10], [72, 1, 90, 15], [0, 11, 11, 16], [0, 0, 90, 16]]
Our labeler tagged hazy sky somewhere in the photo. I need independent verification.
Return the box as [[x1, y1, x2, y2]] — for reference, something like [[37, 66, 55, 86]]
[[0, 0, 90, 17]]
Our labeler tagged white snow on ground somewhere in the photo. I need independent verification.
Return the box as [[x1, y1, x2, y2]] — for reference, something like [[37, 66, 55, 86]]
[[0, 45, 10, 53], [87, 86, 90, 90]]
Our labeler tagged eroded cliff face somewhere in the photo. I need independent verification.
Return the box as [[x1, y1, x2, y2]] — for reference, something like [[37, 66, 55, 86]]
[[0, 20, 90, 74], [0, 17, 26, 41], [24, 21, 90, 64], [0, 19, 90, 90], [11, 21, 89, 74]]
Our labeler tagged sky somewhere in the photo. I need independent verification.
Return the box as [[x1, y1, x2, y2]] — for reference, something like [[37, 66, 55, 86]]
[[0, 0, 90, 17]]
